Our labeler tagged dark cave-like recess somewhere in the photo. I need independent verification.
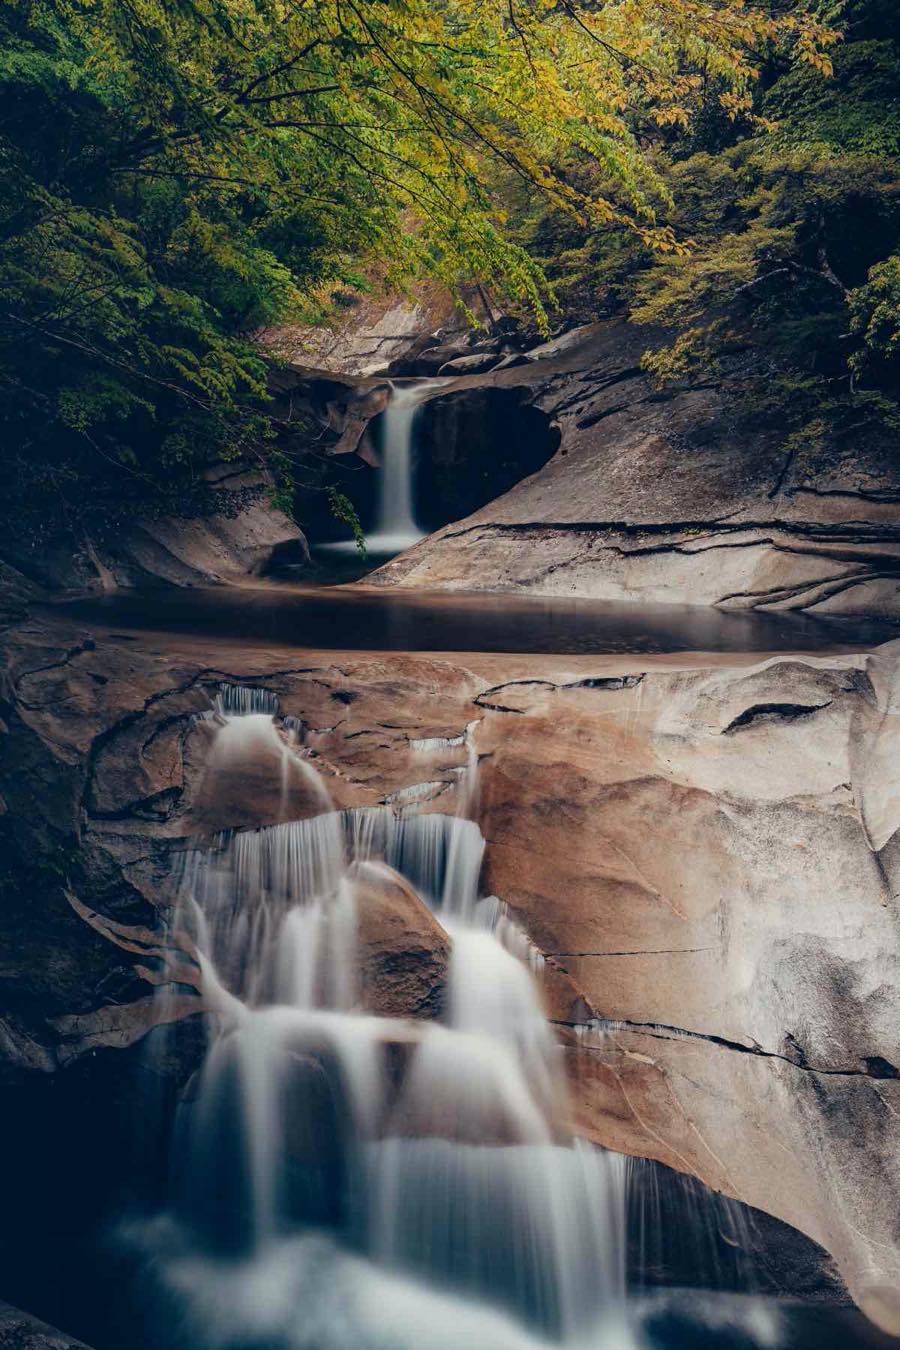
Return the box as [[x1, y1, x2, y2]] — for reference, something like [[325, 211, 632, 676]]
[[411, 385, 561, 532]]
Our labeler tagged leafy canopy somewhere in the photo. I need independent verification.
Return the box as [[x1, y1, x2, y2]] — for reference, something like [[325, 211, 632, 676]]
[[627, 3, 900, 465], [502, 0, 900, 484], [0, 0, 835, 538]]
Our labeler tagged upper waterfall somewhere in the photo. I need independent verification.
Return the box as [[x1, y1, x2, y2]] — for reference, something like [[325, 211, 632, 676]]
[[367, 381, 443, 554]]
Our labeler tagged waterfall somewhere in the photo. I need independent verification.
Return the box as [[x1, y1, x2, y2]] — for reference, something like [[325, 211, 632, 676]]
[[127, 684, 800, 1349], [141, 684, 640, 1349], [367, 382, 440, 553]]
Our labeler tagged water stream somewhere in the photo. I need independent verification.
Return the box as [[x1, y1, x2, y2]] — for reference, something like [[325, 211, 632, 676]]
[[128, 687, 896, 1350], [367, 382, 435, 554], [144, 687, 637, 1349], [313, 379, 443, 563]]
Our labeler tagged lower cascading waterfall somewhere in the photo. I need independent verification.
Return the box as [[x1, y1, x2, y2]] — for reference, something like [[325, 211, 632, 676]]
[[139, 689, 731, 1349]]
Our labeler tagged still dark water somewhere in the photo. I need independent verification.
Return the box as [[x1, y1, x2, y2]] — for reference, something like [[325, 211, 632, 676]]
[[49, 583, 899, 655]]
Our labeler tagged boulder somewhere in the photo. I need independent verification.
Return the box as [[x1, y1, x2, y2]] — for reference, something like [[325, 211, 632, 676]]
[[189, 715, 335, 833], [354, 861, 450, 1018], [491, 351, 531, 371], [404, 342, 471, 375]]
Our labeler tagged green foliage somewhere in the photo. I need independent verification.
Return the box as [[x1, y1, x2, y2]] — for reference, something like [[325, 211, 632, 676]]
[[627, 14, 900, 463], [505, 1, 899, 477], [850, 254, 900, 378], [764, 40, 900, 155], [632, 145, 899, 362], [0, 0, 835, 541], [326, 489, 367, 557]]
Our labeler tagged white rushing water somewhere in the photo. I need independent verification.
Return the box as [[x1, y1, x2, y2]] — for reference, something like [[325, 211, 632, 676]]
[[368, 383, 422, 552], [315, 380, 442, 560], [367, 381, 439, 553], [147, 686, 641, 1350]]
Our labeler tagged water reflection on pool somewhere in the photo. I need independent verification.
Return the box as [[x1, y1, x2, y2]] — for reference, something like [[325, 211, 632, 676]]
[[49, 582, 899, 656]]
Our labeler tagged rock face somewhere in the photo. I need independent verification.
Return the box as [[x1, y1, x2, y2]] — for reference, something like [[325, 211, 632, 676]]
[[259, 282, 471, 377], [111, 462, 308, 588], [370, 320, 900, 617], [268, 366, 563, 547], [2, 614, 900, 1333], [0, 1303, 94, 1349], [1, 461, 307, 595], [354, 865, 450, 1019], [412, 386, 560, 533]]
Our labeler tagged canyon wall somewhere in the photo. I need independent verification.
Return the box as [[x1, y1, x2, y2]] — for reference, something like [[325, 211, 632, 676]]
[[1, 461, 306, 598], [5, 309, 897, 612], [2, 613, 899, 1331]]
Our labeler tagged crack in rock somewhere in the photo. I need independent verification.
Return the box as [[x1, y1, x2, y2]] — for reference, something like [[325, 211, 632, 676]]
[[549, 366, 646, 419], [474, 673, 643, 713], [560, 1016, 900, 1080], [441, 516, 900, 545], [547, 947, 716, 958], [567, 675, 643, 690], [12, 637, 98, 709]]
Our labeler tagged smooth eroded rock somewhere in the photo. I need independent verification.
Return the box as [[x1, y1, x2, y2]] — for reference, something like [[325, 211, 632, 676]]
[[369, 320, 900, 617], [3, 616, 900, 1329], [354, 861, 450, 1019]]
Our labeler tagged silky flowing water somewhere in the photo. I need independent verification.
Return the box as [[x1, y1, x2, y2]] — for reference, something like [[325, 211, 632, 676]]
[[142, 686, 636, 1349], [128, 686, 891, 1350], [368, 382, 437, 553], [313, 379, 444, 564]]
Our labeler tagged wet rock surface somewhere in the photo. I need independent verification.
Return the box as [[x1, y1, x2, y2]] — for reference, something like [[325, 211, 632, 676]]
[[1, 613, 899, 1334], [354, 865, 450, 1019], [0, 1303, 95, 1349]]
